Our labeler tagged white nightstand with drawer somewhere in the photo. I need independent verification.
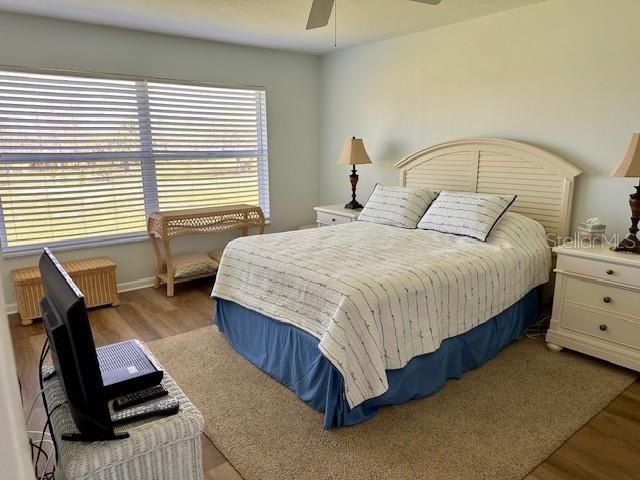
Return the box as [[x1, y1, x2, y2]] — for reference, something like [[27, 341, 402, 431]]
[[314, 204, 360, 227], [546, 242, 640, 371]]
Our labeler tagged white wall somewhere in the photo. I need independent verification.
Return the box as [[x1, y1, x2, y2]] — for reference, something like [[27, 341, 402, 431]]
[[0, 273, 33, 480], [0, 12, 321, 304], [320, 0, 640, 238]]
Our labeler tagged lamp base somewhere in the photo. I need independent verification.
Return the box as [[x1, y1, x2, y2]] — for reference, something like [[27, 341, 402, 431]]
[[344, 200, 363, 210], [613, 183, 640, 254], [612, 235, 640, 254], [345, 165, 364, 210]]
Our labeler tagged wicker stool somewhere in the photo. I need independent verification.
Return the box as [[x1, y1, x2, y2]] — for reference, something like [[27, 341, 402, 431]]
[[42, 342, 204, 480], [12, 257, 119, 326]]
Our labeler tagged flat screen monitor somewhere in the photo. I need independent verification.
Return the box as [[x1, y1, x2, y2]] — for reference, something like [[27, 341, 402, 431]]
[[39, 248, 126, 442]]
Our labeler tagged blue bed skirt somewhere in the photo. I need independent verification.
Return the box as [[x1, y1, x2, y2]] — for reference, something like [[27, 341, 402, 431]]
[[215, 289, 538, 428]]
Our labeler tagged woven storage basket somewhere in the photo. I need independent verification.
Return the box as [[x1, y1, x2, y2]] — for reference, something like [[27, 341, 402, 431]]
[[12, 257, 119, 326]]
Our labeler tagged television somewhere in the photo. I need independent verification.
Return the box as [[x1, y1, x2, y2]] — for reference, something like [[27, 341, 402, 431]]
[[39, 248, 128, 442]]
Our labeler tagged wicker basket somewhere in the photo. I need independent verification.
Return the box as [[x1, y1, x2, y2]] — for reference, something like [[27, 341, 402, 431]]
[[12, 257, 119, 326]]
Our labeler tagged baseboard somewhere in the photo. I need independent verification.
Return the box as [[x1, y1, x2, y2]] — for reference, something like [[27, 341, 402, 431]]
[[116, 276, 156, 293], [3, 276, 157, 315], [4, 302, 17, 316]]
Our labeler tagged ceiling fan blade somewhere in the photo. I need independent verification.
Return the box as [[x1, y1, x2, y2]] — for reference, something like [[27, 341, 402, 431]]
[[411, 0, 443, 4], [306, 0, 335, 30]]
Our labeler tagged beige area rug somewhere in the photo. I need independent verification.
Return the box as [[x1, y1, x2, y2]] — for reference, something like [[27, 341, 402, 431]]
[[150, 326, 636, 480]]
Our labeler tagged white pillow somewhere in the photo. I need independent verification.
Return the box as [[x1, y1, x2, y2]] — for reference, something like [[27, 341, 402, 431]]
[[417, 191, 516, 241], [358, 185, 437, 229]]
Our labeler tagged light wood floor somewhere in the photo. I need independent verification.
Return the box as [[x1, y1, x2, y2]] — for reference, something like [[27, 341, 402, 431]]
[[10, 281, 640, 480]]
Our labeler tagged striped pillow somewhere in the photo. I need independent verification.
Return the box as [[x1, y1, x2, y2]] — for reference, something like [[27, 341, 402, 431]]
[[358, 185, 437, 229], [417, 191, 516, 241]]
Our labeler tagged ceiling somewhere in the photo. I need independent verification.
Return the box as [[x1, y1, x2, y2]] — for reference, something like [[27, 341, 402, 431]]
[[0, 0, 547, 54]]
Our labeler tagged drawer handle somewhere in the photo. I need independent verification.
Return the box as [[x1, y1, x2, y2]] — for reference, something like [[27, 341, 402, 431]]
[[599, 324, 608, 331], [331, 218, 336, 222], [606, 269, 614, 275], [603, 296, 612, 303]]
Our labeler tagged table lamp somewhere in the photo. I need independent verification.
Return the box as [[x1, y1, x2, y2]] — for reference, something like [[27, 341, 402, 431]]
[[611, 132, 640, 254], [336, 137, 371, 209]]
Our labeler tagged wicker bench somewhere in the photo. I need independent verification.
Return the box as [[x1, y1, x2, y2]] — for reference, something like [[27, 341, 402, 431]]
[[42, 342, 204, 480], [12, 257, 119, 326]]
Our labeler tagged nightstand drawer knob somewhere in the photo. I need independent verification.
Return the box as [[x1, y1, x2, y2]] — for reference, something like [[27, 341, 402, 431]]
[[331, 218, 336, 222], [606, 269, 614, 275], [599, 324, 608, 331], [603, 296, 612, 303]]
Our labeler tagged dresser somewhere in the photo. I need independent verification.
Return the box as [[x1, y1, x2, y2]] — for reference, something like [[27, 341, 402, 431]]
[[314, 204, 360, 227], [546, 243, 640, 371]]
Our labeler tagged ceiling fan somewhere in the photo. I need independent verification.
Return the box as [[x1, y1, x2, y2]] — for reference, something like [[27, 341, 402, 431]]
[[306, 0, 443, 30]]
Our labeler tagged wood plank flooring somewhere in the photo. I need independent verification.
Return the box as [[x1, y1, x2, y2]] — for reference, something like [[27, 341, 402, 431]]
[[10, 280, 640, 480]]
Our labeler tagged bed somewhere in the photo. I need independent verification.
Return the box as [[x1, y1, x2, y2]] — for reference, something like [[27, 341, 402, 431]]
[[212, 138, 583, 428]]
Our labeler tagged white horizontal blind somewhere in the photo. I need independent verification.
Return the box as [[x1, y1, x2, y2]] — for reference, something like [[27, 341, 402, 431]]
[[144, 82, 269, 212], [0, 68, 269, 255]]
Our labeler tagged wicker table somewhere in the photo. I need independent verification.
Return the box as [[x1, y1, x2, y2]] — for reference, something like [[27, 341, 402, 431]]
[[42, 343, 204, 480], [147, 204, 265, 296]]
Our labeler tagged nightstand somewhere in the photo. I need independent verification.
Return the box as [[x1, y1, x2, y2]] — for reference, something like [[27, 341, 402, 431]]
[[546, 242, 640, 371], [314, 204, 360, 227]]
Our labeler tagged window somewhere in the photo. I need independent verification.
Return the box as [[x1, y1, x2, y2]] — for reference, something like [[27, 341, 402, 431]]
[[0, 68, 269, 256]]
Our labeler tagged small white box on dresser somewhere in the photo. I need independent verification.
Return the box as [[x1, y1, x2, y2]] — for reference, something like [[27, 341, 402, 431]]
[[314, 204, 360, 227], [546, 242, 640, 371]]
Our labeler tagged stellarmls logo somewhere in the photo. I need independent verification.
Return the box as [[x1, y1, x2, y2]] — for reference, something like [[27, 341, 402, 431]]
[[546, 232, 622, 249]]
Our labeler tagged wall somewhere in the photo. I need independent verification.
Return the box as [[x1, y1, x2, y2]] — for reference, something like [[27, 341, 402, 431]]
[[0, 12, 321, 304], [320, 0, 640, 239], [0, 275, 34, 480]]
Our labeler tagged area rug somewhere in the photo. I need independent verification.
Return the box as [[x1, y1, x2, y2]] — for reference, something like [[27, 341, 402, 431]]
[[149, 326, 636, 480]]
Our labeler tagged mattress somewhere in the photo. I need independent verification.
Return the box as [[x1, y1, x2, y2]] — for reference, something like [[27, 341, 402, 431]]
[[212, 212, 550, 408]]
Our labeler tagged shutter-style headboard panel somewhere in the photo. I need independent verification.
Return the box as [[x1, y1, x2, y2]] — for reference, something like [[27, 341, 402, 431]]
[[394, 138, 583, 240]]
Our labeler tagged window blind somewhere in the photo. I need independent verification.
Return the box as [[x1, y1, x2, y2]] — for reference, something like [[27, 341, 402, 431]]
[[0, 68, 269, 255], [145, 82, 269, 211]]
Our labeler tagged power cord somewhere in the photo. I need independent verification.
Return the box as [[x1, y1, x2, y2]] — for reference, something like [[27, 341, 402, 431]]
[[30, 337, 62, 480], [18, 375, 23, 407], [34, 401, 65, 480], [25, 383, 56, 426], [526, 312, 551, 339], [29, 439, 49, 474]]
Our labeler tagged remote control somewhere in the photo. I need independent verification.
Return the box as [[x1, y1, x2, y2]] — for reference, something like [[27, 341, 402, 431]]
[[112, 385, 169, 411], [111, 396, 180, 425]]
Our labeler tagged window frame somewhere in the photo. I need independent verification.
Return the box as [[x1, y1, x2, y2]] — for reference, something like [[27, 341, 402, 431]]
[[0, 65, 270, 257]]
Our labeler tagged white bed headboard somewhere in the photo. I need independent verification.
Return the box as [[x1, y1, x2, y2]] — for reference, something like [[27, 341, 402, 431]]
[[394, 138, 582, 240]]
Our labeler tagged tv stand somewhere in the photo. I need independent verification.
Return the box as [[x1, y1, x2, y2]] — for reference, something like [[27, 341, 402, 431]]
[[42, 344, 204, 480]]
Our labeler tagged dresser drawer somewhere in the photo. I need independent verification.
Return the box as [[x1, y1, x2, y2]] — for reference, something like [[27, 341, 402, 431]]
[[317, 211, 352, 226], [557, 254, 640, 288], [564, 277, 640, 320], [562, 304, 640, 350]]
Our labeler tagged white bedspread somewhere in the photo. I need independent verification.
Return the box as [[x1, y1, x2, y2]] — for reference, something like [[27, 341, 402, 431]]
[[212, 212, 551, 408]]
